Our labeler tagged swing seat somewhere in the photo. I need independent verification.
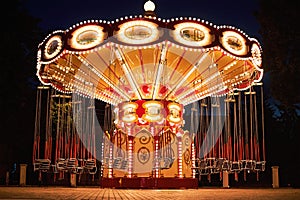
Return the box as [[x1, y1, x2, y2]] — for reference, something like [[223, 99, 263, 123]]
[[112, 157, 122, 169], [230, 161, 241, 172], [76, 158, 84, 174], [199, 168, 209, 175], [222, 160, 230, 171], [215, 158, 226, 169], [205, 157, 216, 169], [120, 159, 129, 170], [34, 159, 51, 172], [241, 160, 255, 171], [198, 159, 207, 170], [161, 157, 174, 169], [254, 161, 266, 171], [51, 163, 59, 173], [33, 159, 41, 171], [204, 158, 217, 174], [39, 159, 51, 172], [85, 159, 97, 174], [152, 157, 174, 170], [196, 159, 209, 175], [56, 158, 67, 171], [213, 158, 226, 173], [66, 158, 77, 173]]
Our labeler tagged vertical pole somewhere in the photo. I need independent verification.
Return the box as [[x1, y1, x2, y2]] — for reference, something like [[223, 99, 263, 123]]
[[177, 136, 183, 178], [19, 164, 27, 186], [70, 173, 77, 187], [272, 166, 279, 188], [5, 171, 9, 185], [223, 171, 229, 188], [128, 131, 134, 178]]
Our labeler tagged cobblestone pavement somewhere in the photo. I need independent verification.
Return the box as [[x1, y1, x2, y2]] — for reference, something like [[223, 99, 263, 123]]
[[0, 187, 300, 200]]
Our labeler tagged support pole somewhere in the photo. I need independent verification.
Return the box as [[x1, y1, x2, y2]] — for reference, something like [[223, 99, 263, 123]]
[[272, 166, 279, 188], [5, 171, 9, 185], [70, 173, 77, 187], [19, 164, 27, 186], [223, 171, 230, 188]]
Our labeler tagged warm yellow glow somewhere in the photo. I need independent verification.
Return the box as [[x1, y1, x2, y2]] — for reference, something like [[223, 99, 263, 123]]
[[172, 22, 213, 47], [144, 0, 155, 11], [220, 31, 247, 55], [116, 20, 160, 44], [122, 102, 138, 123], [251, 43, 262, 67], [70, 25, 104, 49], [142, 101, 163, 122], [44, 35, 63, 59], [115, 48, 142, 100], [167, 103, 182, 123], [152, 43, 167, 99]]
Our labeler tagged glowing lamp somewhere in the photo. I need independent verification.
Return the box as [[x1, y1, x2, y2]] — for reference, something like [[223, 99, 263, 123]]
[[144, 0, 155, 12]]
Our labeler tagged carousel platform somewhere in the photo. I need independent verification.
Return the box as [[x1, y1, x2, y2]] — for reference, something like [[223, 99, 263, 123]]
[[100, 177, 198, 189]]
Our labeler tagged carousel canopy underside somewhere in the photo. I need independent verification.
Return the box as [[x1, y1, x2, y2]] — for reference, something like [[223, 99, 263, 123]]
[[36, 16, 263, 106]]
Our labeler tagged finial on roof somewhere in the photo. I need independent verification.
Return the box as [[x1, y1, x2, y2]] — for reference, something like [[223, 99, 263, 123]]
[[144, 0, 156, 17]]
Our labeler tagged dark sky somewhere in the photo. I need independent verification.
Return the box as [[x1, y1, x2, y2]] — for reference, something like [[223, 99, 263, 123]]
[[25, 0, 261, 38]]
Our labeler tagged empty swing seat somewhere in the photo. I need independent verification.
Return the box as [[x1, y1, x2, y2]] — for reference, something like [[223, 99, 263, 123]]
[[198, 159, 208, 175], [199, 159, 207, 169], [76, 158, 85, 174], [112, 157, 122, 169], [56, 158, 67, 171], [214, 158, 226, 173], [85, 159, 97, 174], [120, 159, 129, 170], [66, 158, 77, 173], [33, 160, 41, 171], [34, 159, 51, 172], [254, 161, 266, 171], [161, 157, 175, 169], [222, 160, 230, 171], [230, 161, 241, 172], [241, 160, 256, 171], [205, 157, 217, 173]]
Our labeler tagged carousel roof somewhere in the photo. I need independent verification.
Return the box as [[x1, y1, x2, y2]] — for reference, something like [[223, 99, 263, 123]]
[[36, 7, 263, 106]]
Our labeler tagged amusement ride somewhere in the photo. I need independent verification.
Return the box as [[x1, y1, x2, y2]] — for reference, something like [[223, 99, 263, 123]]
[[33, 0, 265, 188]]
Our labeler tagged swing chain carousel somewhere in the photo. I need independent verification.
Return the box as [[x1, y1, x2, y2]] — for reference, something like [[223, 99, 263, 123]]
[[33, 1, 265, 188]]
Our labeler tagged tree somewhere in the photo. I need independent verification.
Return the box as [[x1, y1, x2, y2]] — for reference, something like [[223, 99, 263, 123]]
[[255, 0, 300, 136], [255, 0, 300, 187], [0, 0, 43, 165]]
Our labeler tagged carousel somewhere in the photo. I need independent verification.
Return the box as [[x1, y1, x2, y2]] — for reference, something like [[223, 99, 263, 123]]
[[33, 1, 265, 188]]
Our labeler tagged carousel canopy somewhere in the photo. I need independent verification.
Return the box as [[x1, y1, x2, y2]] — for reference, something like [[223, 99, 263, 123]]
[[36, 10, 263, 106]]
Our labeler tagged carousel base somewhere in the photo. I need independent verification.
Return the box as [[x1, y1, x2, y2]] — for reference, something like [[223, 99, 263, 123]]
[[100, 177, 198, 189]]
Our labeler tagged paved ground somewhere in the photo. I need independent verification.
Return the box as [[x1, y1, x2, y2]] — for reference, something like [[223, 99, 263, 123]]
[[0, 187, 300, 200]]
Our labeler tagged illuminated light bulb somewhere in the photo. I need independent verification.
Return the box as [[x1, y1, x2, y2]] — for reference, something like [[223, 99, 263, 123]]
[[144, 0, 155, 12]]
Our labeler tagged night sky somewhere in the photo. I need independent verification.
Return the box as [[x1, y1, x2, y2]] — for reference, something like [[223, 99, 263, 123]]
[[24, 0, 261, 38]]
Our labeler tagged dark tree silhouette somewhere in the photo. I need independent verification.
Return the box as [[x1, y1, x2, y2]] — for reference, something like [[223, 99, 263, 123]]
[[255, 0, 300, 187], [255, 0, 300, 133], [0, 0, 42, 166]]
